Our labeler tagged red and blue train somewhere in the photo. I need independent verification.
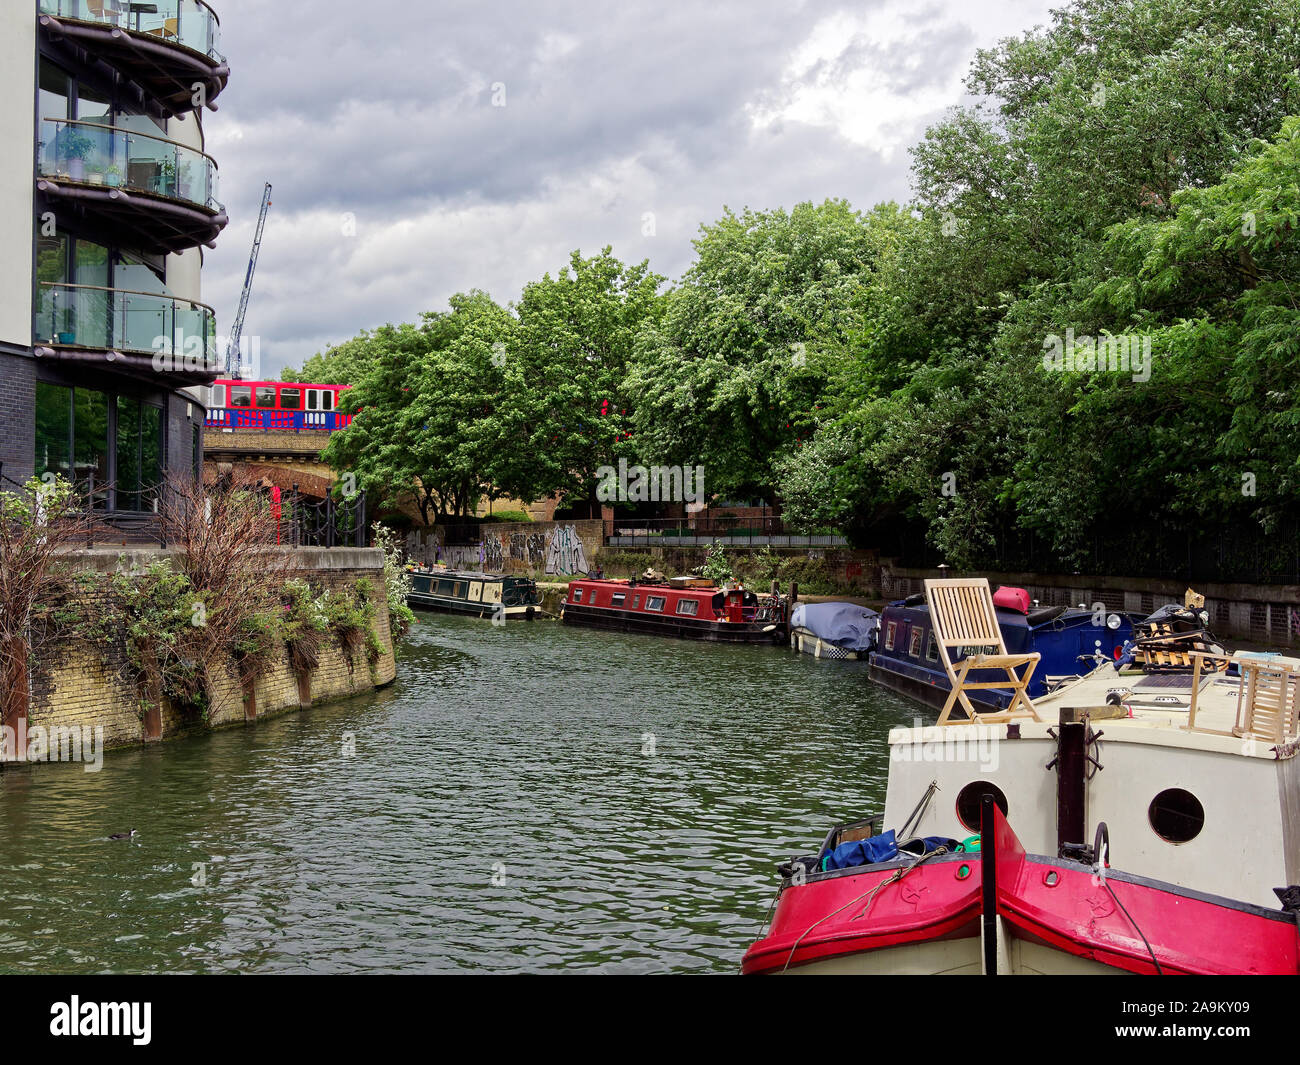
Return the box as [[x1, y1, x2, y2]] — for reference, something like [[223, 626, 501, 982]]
[[204, 379, 353, 431]]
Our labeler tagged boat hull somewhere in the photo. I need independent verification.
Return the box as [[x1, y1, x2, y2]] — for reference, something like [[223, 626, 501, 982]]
[[561, 602, 781, 643], [407, 594, 538, 620], [743, 806, 1300, 975]]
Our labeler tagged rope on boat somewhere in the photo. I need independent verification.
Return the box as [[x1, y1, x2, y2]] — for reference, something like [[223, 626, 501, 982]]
[[1104, 878, 1164, 975], [779, 846, 953, 973]]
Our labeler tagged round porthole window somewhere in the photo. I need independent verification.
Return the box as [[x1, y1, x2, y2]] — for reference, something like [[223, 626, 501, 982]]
[[955, 781, 1008, 832], [1148, 788, 1204, 843]]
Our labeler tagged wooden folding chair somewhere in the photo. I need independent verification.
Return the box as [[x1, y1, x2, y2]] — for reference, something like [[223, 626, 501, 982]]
[[1235, 659, 1300, 742], [925, 578, 1042, 725]]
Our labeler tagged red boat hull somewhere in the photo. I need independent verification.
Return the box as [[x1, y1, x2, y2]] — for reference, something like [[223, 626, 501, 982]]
[[743, 807, 1300, 975]]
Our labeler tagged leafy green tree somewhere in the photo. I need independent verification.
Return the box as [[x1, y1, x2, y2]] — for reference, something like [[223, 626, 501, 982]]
[[626, 200, 896, 502], [510, 248, 664, 514], [321, 293, 520, 523]]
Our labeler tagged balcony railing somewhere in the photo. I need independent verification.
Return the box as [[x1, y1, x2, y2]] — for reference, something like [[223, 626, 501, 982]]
[[38, 0, 223, 61], [36, 282, 219, 371], [38, 119, 220, 214]]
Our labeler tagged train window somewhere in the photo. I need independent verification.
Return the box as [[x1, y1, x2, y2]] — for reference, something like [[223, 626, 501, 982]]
[[255, 386, 276, 408], [280, 388, 302, 410], [956, 781, 1008, 832], [306, 390, 319, 411], [230, 386, 252, 407], [322, 390, 334, 410], [209, 384, 226, 408]]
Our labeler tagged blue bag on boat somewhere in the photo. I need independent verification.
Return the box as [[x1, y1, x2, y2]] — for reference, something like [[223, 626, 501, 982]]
[[822, 830, 897, 870]]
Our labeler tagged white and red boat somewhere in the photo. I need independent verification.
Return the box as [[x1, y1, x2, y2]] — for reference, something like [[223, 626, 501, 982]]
[[561, 575, 788, 643], [743, 579, 1300, 975]]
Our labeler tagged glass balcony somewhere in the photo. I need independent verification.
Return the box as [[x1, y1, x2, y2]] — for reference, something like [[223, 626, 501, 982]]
[[36, 282, 219, 374], [38, 0, 223, 62], [38, 119, 220, 214]]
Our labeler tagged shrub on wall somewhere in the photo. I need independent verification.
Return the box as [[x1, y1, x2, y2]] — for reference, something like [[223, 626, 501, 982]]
[[372, 523, 414, 642]]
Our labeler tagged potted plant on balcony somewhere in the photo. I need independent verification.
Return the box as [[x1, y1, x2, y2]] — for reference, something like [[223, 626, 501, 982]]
[[57, 129, 96, 181], [105, 164, 123, 188]]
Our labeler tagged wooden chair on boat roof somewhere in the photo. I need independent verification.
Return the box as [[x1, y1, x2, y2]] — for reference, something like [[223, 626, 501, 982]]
[[1187, 652, 1300, 743], [924, 578, 1042, 726]]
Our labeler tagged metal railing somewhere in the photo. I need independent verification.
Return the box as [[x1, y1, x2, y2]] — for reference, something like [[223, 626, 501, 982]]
[[604, 515, 847, 548], [281, 487, 367, 548], [38, 0, 224, 61], [39, 118, 221, 213], [36, 282, 218, 369]]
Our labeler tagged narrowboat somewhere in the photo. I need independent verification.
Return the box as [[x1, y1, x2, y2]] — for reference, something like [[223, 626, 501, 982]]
[[743, 580, 1300, 975], [406, 566, 543, 620], [560, 576, 789, 643], [788, 601, 880, 660], [868, 585, 1133, 712]]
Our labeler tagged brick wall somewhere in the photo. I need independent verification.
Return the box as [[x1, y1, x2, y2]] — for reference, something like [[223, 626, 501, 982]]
[[23, 547, 397, 758], [0, 350, 35, 483]]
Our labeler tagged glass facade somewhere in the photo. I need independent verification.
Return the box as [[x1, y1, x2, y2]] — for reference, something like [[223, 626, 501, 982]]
[[35, 382, 165, 512]]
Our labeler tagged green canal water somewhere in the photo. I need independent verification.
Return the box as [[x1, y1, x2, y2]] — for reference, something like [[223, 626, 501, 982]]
[[0, 614, 920, 974]]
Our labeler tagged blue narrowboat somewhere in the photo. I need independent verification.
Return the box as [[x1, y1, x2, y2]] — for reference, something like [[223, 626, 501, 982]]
[[868, 585, 1135, 713]]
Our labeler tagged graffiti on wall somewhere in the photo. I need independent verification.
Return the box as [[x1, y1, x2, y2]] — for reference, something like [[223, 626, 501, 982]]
[[483, 535, 504, 572], [545, 524, 588, 575]]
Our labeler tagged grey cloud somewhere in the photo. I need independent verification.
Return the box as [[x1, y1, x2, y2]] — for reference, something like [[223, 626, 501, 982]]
[[201, 0, 1055, 377]]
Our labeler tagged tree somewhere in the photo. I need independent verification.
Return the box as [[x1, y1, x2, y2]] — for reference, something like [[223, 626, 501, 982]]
[[320, 293, 523, 523], [626, 200, 895, 502], [511, 248, 664, 514]]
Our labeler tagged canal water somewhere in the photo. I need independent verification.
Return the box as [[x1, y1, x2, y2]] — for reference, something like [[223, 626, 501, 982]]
[[0, 614, 919, 974]]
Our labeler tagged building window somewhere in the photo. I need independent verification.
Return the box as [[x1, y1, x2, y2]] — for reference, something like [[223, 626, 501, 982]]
[[34, 383, 161, 511], [676, 600, 699, 616], [193, 423, 201, 481]]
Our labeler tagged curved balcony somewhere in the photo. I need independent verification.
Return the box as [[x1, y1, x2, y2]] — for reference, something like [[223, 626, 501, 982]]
[[35, 282, 220, 385], [38, 1, 229, 115], [37, 119, 227, 253]]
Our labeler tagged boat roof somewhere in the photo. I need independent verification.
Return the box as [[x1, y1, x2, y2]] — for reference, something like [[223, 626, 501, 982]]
[[416, 568, 531, 582]]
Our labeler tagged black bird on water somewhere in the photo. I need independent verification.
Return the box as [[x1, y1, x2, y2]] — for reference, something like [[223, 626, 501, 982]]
[[108, 829, 136, 841]]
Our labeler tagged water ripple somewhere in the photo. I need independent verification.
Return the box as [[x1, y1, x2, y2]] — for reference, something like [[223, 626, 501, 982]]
[[0, 612, 918, 973]]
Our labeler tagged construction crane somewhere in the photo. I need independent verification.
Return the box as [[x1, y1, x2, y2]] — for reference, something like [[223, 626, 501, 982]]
[[227, 181, 272, 379]]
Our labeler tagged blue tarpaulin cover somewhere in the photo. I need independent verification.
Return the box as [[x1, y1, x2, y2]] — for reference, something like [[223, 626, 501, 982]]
[[823, 830, 898, 869], [790, 601, 880, 652], [822, 831, 960, 870]]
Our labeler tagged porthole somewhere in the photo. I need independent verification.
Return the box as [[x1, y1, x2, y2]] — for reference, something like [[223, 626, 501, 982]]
[[1148, 788, 1204, 844], [955, 781, 1008, 832]]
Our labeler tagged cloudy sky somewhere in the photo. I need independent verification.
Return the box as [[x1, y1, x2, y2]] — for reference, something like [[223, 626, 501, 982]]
[[202, 0, 1058, 379]]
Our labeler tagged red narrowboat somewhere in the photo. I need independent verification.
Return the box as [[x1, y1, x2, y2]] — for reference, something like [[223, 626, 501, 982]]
[[561, 576, 788, 643]]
